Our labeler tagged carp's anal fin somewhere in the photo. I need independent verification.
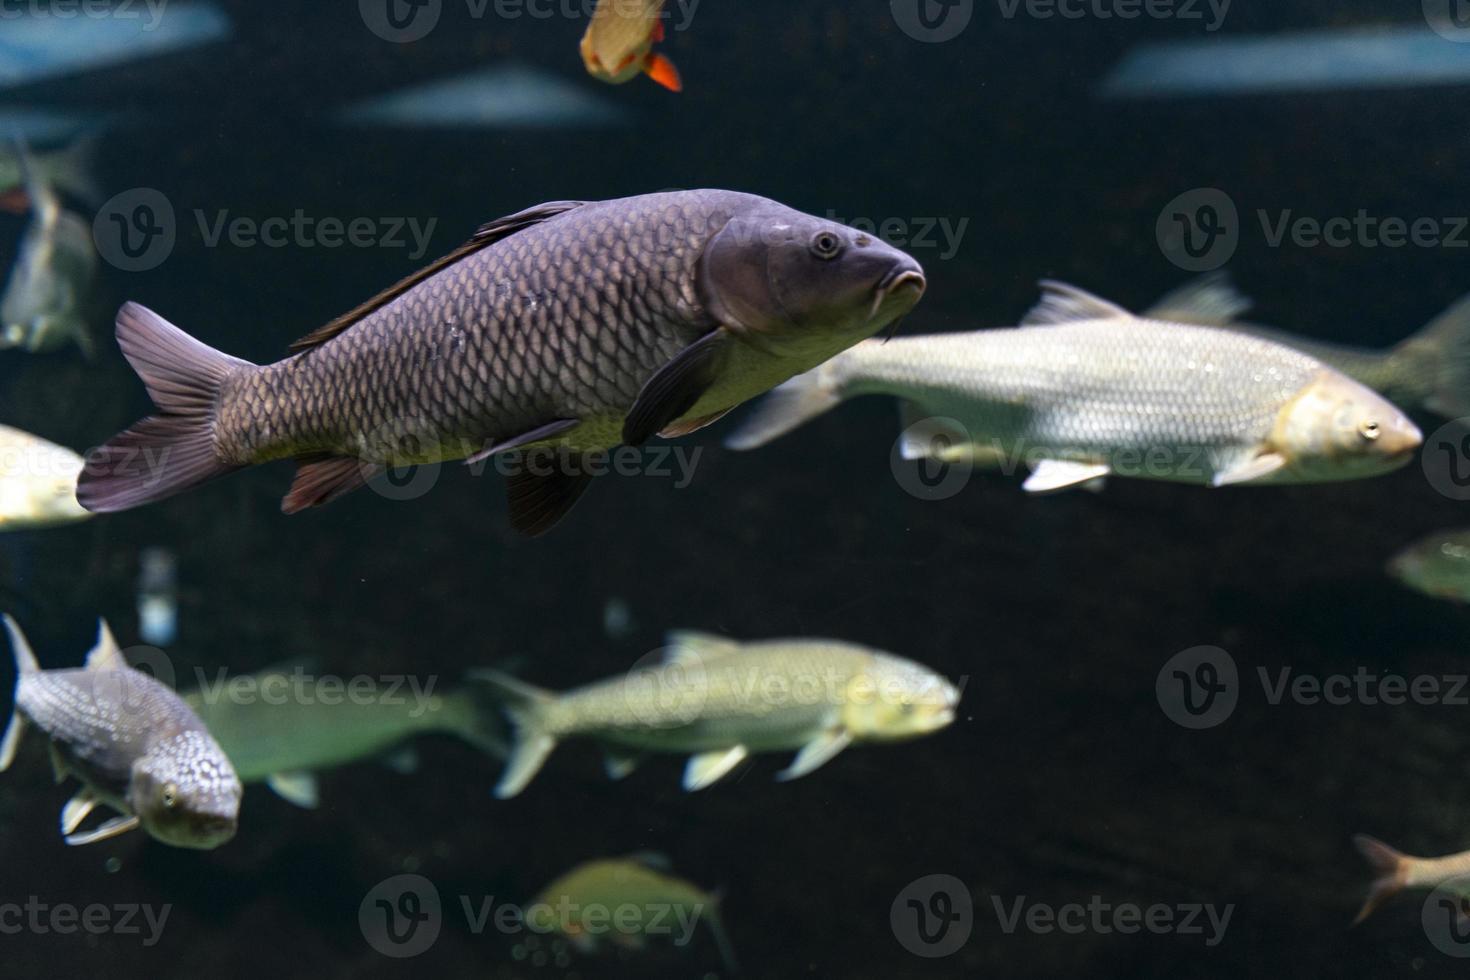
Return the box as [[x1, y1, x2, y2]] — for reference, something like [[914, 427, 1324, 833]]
[[282, 455, 381, 515], [776, 729, 852, 782], [624, 329, 728, 447], [504, 458, 597, 537], [288, 201, 589, 354]]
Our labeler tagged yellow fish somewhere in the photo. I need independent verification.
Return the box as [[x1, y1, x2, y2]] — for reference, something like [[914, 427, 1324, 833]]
[[580, 0, 682, 92]]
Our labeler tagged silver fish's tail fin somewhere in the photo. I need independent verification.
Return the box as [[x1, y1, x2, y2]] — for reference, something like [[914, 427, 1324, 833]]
[[75, 303, 254, 514], [1352, 834, 1411, 925], [450, 675, 515, 761], [465, 669, 558, 799], [0, 614, 39, 772], [1400, 293, 1470, 418], [705, 889, 740, 975], [723, 358, 847, 451]]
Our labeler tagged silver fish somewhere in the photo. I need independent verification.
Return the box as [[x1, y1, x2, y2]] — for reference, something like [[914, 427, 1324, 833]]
[[1146, 273, 1470, 419], [0, 616, 241, 848], [0, 424, 91, 531], [0, 140, 98, 356], [182, 663, 506, 809], [727, 281, 1422, 492], [1353, 834, 1470, 924], [481, 631, 958, 798]]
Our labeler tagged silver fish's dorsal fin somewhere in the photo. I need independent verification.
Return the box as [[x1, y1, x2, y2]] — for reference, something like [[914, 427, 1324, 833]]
[[287, 201, 589, 354], [1145, 272, 1253, 326], [85, 620, 126, 672], [1021, 281, 1133, 326], [663, 631, 741, 665], [3, 615, 40, 675]]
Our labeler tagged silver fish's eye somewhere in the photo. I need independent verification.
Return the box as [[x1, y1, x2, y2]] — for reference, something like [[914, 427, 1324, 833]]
[[1359, 420, 1381, 441], [810, 231, 844, 260]]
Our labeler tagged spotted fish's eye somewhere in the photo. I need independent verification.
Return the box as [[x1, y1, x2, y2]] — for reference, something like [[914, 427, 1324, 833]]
[[1359, 420, 1382, 441], [162, 784, 178, 809], [810, 231, 844, 260]]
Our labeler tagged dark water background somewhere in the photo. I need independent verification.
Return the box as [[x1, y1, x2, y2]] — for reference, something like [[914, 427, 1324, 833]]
[[3, 1, 1470, 977]]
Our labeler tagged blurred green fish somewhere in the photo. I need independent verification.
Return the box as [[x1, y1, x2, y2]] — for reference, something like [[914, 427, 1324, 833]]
[[1387, 528, 1470, 602]]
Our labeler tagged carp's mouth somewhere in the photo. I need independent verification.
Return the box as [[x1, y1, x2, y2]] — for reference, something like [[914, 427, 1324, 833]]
[[869, 267, 927, 322]]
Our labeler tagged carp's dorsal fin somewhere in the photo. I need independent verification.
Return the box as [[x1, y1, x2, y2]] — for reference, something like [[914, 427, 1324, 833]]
[[287, 201, 589, 354], [85, 620, 126, 672], [1021, 281, 1133, 326]]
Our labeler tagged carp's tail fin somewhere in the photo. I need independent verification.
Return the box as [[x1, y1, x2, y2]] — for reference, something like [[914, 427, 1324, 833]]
[[76, 303, 253, 513]]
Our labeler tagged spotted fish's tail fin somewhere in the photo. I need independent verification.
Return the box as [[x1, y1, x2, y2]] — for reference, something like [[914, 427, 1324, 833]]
[[465, 669, 558, 799], [723, 357, 849, 452], [75, 303, 254, 514], [1, 614, 39, 772], [1352, 834, 1411, 925], [1402, 293, 1470, 418]]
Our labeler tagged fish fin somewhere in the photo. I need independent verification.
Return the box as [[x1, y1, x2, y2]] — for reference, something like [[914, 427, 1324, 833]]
[[664, 630, 741, 664], [281, 455, 380, 515], [644, 52, 683, 92], [0, 712, 26, 773], [775, 729, 853, 782], [65, 813, 139, 847], [705, 890, 740, 975], [49, 742, 68, 782], [288, 202, 587, 353], [84, 619, 125, 671], [1021, 281, 1133, 326], [895, 404, 978, 462], [467, 669, 558, 798], [3, 615, 40, 676], [0, 617, 39, 770], [1353, 834, 1411, 924], [627, 849, 673, 871], [724, 362, 843, 451], [682, 745, 748, 792], [75, 304, 252, 514], [1212, 451, 1286, 487], [60, 789, 99, 835], [1143, 272, 1252, 326], [451, 676, 512, 760], [503, 458, 596, 537], [267, 771, 320, 809], [465, 419, 580, 467], [659, 408, 731, 439], [1022, 459, 1111, 494], [625, 329, 728, 447], [604, 749, 643, 781], [380, 745, 420, 775], [650, 17, 665, 42], [1406, 293, 1470, 418]]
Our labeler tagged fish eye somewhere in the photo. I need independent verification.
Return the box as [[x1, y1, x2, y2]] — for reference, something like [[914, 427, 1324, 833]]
[[1359, 420, 1381, 441], [810, 231, 844, 260], [162, 784, 178, 809]]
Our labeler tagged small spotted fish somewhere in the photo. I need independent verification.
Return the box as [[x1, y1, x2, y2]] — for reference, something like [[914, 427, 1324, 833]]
[[0, 615, 241, 848], [580, 0, 683, 92]]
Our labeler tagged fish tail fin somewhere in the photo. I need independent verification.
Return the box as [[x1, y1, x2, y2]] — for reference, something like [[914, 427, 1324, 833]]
[[1353, 833, 1412, 925], [75, 303, 253, 514], [723, 359, 848, 451], [465, 669, 558, 799], [0, 614, 39, 772], [1400, 293, 1470, 418], [705, 889, 740, 975], [450, 674, 515, 761]]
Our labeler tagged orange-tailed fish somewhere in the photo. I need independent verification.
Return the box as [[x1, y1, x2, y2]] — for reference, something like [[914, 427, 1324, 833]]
[[580, 0, 683, 92]]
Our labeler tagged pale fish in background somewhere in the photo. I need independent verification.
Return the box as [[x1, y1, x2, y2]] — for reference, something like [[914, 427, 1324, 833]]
[[1146, 274, 1470, 419], [182, 663, 507, 808], [0, 141, 99, 356], [480, 632, 959, 798], [0, 135, 101, 211], [1352, 834, 1470, 924], [1386, 528, 1470, 603], [136, 547, 178, 646], [525, 854, 736, 972], [0, 616, 242, 848], [727, 282, 1422, 493], [580, 0, 682, 92], [0, 424, 91, 531]]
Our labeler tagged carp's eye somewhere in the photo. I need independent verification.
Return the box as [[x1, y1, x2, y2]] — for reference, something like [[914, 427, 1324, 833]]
[[810, 231, 844, 260], [1359, 420, 1381, 442], [162, 784, 178, 809]]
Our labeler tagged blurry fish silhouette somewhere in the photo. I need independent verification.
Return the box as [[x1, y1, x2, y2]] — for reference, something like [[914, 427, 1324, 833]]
[[0, 135, 100, 213], [0, 425, 91, 531], [1386, 528, 1470, 603], [581, 0, 682, 92], [1352, 834, 1470, 925]]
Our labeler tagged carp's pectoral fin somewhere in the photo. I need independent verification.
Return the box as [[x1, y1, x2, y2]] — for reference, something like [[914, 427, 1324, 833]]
[[682, 745, 748, 792], [65, 813, 139, 847], [1213, 451, 1286, 487], [465, 418, 580, 467], [267, 771, 321, 809], [282, 455, 382, 515], [504, 457, 597, 537], [776, 729, 853, 782], [60, 789, 100, 835], [1022, 459, 1111, 494], [604, 750, 643, 781], [624, 329, 728, 447]]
